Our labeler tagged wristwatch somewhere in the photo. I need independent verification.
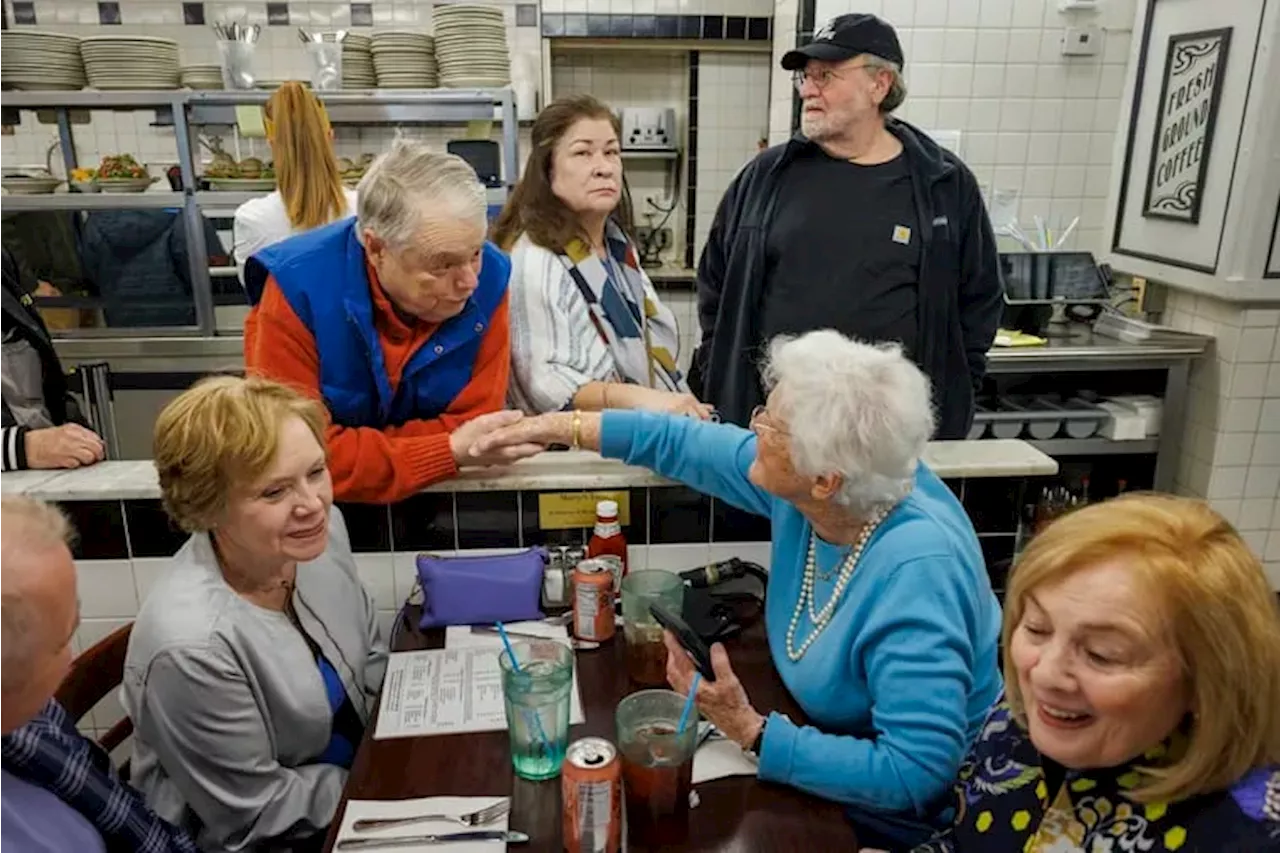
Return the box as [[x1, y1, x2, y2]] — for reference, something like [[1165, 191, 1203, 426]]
[[745, 717, 766, 758]]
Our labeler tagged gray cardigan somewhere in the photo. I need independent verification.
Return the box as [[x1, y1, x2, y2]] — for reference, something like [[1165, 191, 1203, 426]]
[[121, 507, 388, 852]]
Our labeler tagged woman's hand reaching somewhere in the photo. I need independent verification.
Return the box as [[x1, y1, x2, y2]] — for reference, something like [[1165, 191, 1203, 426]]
[[611, 385, 715, 420]]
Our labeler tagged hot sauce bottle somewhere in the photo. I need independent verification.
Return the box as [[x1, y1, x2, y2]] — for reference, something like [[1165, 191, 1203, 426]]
[[586, 499, 627, 596]]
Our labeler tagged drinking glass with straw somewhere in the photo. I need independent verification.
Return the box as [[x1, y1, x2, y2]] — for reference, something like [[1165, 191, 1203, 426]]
[[496, 622, 574, 781]]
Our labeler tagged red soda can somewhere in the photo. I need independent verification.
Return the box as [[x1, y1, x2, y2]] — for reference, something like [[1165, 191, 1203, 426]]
[[562, 737, 622, 853], [573, 558, 616, 642]]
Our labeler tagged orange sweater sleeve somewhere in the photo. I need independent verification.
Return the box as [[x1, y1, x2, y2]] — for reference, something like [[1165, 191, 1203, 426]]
[[243, 277, 458, 503]]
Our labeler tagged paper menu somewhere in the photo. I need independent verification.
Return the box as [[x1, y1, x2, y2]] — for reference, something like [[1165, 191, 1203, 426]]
[[374, 641, 584, 741]]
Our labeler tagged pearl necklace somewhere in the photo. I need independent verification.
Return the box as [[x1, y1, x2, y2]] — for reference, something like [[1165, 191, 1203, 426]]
[[785, 508, 889, 662]]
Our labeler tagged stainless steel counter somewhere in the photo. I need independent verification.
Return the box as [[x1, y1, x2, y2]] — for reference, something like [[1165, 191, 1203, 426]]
[[51, 327, 1210, 371], [986, 328, 1209, 372], [50, 327, 1208, 490]]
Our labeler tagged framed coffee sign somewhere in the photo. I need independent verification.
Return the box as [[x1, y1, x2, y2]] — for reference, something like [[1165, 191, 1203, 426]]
[[1142, 27, 1232, 224]]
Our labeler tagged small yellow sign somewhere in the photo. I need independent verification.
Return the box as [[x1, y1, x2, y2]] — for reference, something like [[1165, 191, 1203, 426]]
[[538, 491, 630, 530], [235, 105, 267, 138]]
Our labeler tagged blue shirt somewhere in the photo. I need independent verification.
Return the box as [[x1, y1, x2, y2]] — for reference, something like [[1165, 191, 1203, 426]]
[[1, 700, 199, 853], [600, 411, 1003, 815], [2, 767, 106, 852]]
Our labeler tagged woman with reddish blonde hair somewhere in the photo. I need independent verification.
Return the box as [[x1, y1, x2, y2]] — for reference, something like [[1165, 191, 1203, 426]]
[[913, 492, 1280, 852]]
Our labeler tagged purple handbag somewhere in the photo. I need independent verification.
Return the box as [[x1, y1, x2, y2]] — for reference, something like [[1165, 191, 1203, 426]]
[[415, 548, 547, 629]]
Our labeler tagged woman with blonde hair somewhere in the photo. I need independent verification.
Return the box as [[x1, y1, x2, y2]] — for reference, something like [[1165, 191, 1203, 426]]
[[232, 81, 357, 281], [912, 493, 1280, 852], [122, 375, 386, 852]]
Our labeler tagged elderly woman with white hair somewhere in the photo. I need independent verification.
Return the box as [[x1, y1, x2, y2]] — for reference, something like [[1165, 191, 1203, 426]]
[[471, 329, 1003, 848], [244, 138, 538, 504]]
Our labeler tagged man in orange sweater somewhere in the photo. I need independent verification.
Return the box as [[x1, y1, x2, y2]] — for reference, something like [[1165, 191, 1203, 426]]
[[243, 140, 540, 503]]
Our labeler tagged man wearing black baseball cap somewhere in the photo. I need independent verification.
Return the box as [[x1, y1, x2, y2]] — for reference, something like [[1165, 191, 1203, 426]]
[[690, 13, 1003, 445]]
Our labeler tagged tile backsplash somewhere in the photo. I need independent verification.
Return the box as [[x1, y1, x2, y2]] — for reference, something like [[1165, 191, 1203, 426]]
[[1160, 290, 1280, 588]]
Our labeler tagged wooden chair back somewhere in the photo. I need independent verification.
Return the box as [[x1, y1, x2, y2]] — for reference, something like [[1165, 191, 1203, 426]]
[[55, 622, 133, 754]]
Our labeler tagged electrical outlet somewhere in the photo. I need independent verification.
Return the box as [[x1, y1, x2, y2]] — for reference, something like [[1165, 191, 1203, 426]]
[[655, 228, 672, 250], [636, 226, 654, 244]]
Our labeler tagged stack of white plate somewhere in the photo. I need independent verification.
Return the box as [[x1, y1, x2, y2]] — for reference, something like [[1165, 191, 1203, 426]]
[[342, 33, 376, 89], [433, 5, 510, 89], [81, 36, 180, 90], [371, 31, 437, 89], [181, 64, 223, 90], [1, 31, 85, 91]]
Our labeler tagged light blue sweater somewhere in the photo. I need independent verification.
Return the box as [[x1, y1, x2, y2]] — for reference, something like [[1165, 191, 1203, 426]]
[[600, 411, 1002, 815]]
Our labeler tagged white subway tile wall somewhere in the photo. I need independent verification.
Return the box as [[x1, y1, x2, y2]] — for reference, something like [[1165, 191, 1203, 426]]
[[1161, 290, 1280, 589], [694, 51, 771, 253], [73, 541, 769, 737], [764, 0, 1140, 254]]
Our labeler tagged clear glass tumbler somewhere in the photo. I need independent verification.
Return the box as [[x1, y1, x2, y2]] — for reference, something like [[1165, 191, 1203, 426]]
[[615, 689, 698, 847], [621, 570, 684, 686], [498, 639, 574, 781]]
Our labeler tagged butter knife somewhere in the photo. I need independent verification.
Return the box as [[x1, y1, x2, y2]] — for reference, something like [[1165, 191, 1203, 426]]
[[336, 830, 529, 849]]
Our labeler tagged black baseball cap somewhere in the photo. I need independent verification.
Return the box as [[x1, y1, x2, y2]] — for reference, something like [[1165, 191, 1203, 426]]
[[781, 13, 905, 71]]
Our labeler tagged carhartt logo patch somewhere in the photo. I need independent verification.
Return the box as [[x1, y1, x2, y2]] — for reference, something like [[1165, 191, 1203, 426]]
[[892, 225, 912, 244]]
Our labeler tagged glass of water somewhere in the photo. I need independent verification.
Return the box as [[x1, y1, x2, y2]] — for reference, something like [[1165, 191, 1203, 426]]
[[498, 639, 574, 780]]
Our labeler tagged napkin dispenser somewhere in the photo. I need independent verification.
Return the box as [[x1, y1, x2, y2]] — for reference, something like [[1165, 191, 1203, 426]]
[[619, 107, 677, 151]]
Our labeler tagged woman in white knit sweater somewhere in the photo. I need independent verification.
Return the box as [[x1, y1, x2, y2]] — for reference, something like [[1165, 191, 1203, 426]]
[[492, 95, 712, 418]]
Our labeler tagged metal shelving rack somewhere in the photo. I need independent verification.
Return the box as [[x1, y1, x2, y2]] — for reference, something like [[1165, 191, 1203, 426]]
[[1, 88, 520, 337]]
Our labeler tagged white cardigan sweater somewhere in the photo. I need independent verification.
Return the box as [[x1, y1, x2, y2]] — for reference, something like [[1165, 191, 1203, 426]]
[[506, 234, 683, 414]]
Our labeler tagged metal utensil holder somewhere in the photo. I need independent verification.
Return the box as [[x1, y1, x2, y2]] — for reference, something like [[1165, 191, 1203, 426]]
[[75, 362, 121, 460]]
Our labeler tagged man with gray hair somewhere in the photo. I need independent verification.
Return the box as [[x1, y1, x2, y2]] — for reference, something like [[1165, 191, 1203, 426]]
[[1, 496, 198, 852], [691, 13, 1004, 441], [244, 139, 538, 503]]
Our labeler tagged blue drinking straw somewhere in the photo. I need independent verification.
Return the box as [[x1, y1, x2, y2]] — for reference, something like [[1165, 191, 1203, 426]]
[[677, 672, 701, 735], [495, 621, 550, 753]]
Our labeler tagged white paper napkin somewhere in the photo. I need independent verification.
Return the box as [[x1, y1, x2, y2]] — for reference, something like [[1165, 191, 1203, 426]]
[[334, 796, 510, 851], [692, 731, 759, 784]]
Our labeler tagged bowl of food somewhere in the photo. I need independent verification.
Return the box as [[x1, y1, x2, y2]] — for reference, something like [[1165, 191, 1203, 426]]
[[2, 167, 62, 195], [338, 155, 371, 188], [95, 154, 157, 193], [70, 167, 100, 193], [205, 157, 276, 191]]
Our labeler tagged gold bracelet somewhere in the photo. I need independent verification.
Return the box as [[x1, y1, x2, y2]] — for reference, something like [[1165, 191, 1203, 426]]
[[571, 410, 582, 450]]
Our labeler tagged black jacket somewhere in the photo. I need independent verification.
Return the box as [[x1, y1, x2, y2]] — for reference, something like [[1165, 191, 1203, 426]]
[[689, 120, 1004, 440], [1, 247, 84, 470]]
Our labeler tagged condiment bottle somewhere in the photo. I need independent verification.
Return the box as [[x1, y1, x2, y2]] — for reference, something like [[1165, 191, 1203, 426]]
[[586, 499, 627, 596]]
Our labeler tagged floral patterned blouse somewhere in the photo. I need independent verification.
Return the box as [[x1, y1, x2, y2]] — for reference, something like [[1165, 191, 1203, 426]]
[[914, 698, 1280, 852]]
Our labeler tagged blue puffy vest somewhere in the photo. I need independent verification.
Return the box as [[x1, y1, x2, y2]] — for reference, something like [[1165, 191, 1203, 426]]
[[246, 218, 509, 429]]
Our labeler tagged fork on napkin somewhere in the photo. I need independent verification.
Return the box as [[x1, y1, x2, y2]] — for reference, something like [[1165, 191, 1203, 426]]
[[334, 797, 513, 851]]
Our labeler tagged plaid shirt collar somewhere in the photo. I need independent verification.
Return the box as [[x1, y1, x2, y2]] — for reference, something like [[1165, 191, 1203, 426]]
[[1, 699, 198, 853]]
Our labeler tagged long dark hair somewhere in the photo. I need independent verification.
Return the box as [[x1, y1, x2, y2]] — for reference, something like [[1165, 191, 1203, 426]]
[[491, 94, 635, 252]]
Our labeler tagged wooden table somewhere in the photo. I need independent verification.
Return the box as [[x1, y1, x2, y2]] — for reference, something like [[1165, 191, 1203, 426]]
[[325, 612, 858, 852]]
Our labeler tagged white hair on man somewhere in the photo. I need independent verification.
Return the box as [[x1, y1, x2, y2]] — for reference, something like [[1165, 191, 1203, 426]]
[[1, 496, 72, 696], [861, 55, 907, 113], [356, 138, 487, 251], [762, 330, 935, 518]]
